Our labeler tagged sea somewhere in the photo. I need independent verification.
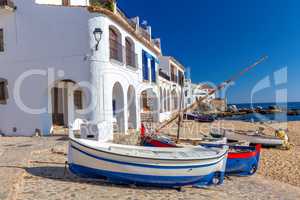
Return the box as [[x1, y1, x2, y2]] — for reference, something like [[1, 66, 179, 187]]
[[224, 102, 300, 122]]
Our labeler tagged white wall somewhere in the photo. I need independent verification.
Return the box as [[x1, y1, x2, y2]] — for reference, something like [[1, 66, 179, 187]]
[[0, 0, 92, 135], [1, 0, 161, 136], [88, 14, 160, 136]]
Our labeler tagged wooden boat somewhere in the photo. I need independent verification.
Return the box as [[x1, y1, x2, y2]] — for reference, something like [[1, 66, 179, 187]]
[[210, 129, 284, 147], [68, 131, 228, 188], [141, 134, 261, 176], [183, 113, 215, 123], [201, 143, 261, 176]]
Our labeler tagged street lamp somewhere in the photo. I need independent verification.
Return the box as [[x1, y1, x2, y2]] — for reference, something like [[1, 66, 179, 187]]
[[93, 28, 103, 51]]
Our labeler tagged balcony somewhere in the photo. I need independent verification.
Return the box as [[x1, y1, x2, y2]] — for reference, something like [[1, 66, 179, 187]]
[[159, 70, 170, 81], [0, 0, 16, 11]]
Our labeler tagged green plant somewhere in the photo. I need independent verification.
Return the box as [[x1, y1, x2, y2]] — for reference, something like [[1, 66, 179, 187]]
[[90, 0, 115, 12]]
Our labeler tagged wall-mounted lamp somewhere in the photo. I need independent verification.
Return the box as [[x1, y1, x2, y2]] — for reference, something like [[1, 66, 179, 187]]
[[93, 28, 103, 51]]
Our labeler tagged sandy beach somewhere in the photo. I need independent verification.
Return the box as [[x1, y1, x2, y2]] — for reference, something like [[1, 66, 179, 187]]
[[1, 120, 300, 200]]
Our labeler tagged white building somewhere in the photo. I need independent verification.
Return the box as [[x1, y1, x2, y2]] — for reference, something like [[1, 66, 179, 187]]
[[184, 81, 216, 108], [158, 56, 185, 122], [0, 0, 162, 138]]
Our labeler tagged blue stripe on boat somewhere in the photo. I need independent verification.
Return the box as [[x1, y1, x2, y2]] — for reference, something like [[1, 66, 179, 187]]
[[71, 145, 224, 169], [69, 163, 217, 187]]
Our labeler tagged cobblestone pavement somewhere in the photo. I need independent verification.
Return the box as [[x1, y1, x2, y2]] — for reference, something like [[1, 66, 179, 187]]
[[1, 137, 300, 200]]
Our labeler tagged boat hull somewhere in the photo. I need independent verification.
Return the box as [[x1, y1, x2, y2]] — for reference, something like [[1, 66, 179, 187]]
[[142, 138, 260, 176], [68, 139, 228, 187], [202, 144, 261, 176], [211, 131, 283, 147]]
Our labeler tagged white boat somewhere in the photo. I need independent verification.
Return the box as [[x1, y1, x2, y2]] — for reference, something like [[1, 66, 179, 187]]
[[211, 129, 284, 147], [68, 127, 228, 187]]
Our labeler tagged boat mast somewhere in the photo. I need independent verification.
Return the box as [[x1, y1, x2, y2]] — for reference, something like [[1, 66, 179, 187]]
[[156, 55, 268, 132], [176, 76, 185, 143]]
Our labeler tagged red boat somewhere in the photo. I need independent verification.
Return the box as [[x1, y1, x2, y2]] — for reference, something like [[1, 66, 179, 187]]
[[140, 124, 261, 176]]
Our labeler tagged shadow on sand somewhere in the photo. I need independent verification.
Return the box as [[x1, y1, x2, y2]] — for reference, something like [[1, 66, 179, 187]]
[[24, 166, 177, 191]]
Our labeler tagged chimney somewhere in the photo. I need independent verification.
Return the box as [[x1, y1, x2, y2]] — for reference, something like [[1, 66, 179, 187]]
[[153, 38, 161, 49], [131, 16, 140, 31], [146, 26, 152, 38]]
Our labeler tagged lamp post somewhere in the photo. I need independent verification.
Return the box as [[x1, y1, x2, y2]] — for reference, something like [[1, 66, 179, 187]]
[[93, 28, 103, 51]]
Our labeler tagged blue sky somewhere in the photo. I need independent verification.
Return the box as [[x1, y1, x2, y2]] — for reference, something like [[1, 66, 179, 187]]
[[118, 0, 299, 103]]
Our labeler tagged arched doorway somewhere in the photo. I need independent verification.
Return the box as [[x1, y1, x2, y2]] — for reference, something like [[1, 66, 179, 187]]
[[163, 88, 167, 112], [112, 82, 125, 133], [127, 85, 137, 129], [159, 87, 163, 113], [171, 90, 178, 111], [140, 88, 159, 122], [167, 90, 171, 111]]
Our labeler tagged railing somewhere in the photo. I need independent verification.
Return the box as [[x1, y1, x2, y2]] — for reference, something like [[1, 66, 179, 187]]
[[116, 8, 137, 30], [110, 39, 123, 63], [159, 70, 170, 81], [0, 0, 14, 8], [116, 6, 161, 51]]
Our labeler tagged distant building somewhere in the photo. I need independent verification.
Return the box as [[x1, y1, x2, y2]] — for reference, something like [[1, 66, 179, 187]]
[[158, 56, 185, 122], [210, 98, 227, 112], [184, 82, 216, 108]]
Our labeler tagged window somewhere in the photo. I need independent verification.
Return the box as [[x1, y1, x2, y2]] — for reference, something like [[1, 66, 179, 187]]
[[0, 79, 8, 104], [142, 51, 149, 81], [178, 71, 184, 86], [170, 65, 177, 83], [74, 90, 83, 110], [0, 29, 4, 52], [125, 37, 136, 67], [109, 26, 123, 62], [151, 58, 156, 83], [62, 0, 70, 6]]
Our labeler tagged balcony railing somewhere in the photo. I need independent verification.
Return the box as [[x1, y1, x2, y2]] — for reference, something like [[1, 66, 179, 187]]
[[117, 8, 137, 30], [0, 0, 15, 10], [159, 70, 170, 81], [116, 7, 156, 47]]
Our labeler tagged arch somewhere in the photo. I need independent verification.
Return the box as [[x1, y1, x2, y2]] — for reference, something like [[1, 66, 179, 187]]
[[125, 37, 136, 67], [159, 87, 163, 113], [140, 88, 159, 122], [127, 85, 137, 129], [112, 82, 125, 133], [171, 90, 178, 111], [167, 90, 170, 111], [163, 88, 167, 112], [109, 25, 123, 62]]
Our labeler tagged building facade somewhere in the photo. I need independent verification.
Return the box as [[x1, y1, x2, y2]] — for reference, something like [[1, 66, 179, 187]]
[[158, 56, 185, 122], [0, 0, 163, 138], [184, 81, 217, 108]]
